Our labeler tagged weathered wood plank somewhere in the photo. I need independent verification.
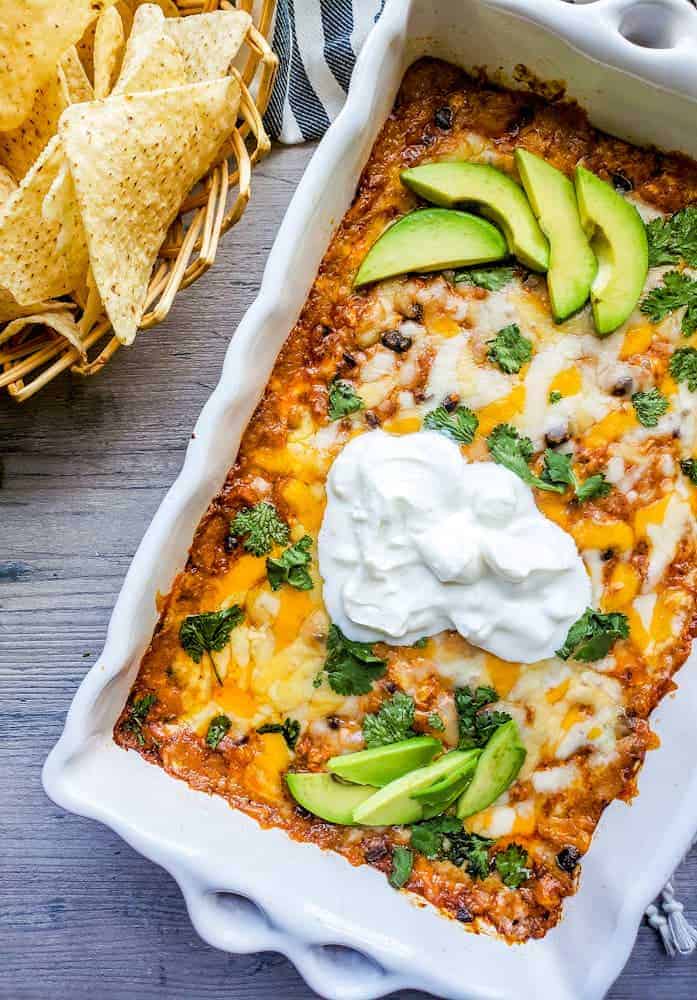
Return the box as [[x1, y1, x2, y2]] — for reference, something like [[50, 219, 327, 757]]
[[1, 141, 695, 1000]]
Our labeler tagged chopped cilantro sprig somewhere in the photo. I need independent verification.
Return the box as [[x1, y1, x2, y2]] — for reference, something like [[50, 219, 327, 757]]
[[556, 607, 629, 662], [266, 535, 313, 591], [454, 266, 516, 292], [455, 685, 510, 750], [321, 625, 386, 695], [645, 206, 697, 268], [257, 717, 301, 750], [641, 270, 697, 336], [487, 424, 565, 493], [540, 450, 611, 503], [363, 691, 416, 748], [389, 846, 414, 889], [670, 346, 697, 391], [410, 816, 493, 879], [631, 387, 669, 427], [230, 501, 289, 556], [179, 606, 244, 684], [494, 844, 531, 888], [423, 402, 478, 444], [328, 378, 364, 421], [487, 323, 532, 374], [206, 714, 231, 749], [122, 693, 156, 746]]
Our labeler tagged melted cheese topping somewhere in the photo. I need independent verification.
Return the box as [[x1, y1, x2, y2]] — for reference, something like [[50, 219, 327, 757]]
[[156, 137, 697, 847]]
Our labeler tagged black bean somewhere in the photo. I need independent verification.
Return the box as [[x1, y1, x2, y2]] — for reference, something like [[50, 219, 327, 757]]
[[410, 303, 424, 322], [342, 352, 357, 368], [556, 846, 582, 873], [381, 329, 413, 353], [224, 533, 237, 554], [327, 715, 342, 730], [364, 843, 389, 864], [434, 106, 453, 130], [611, 171, 633, 193], [443, 393, 460, 412], [611, 375, 634, 396], [456, 905, 474, 923], [365, 411, 380, 428], [544, 426, 570, 447], [601, 548, 615, 562]]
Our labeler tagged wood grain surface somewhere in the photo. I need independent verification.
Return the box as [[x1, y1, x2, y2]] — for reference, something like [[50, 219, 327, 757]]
[[1, 143, 696, 1000]]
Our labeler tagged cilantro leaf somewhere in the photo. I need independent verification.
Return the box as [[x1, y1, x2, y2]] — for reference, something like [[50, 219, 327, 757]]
[[322, 624, 386, 695], [423, 403, 478, 444], [681, 458, 697, 484], [257, 717, 301, 750], [413, 637, 429, 649], [363, 691, 416, 748], [428, 711, 445, 731], [641, 270, 697, 335], [670, 346, 697, 391], [574, 473, 611, 503], [454, 266, 516, 292], [410, 817, 493, 878], [541, 449, 575, 490], [556, 607, 629, 661], [494, 843, 531, 888], [645, 206, 697, 268], [389, 846, 413, 889], [540, 449, 611, 504], [206, 714, 231, 749], [230, 501, 289, 556], [487, 323, 533, 374], [179, 607, 244, 683], [328, 378, 364, 421], [549, 390, 562, 404], [455, 685, 510, 749], [631, 387, 669, 427], [266, 535, 313, 591], [487, 423, 564, 493], [122, 692, 156, 746]]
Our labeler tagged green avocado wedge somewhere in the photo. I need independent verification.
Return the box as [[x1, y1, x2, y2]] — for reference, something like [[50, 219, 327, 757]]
[[353, 207, 507, 287], [456, 720, 526, 819], [353, 749, 481, 827], [515, 149, 597, 321], [401, 161, 550, 272], [575, 166, 649, 336], [285, 772, 377, 825], [327, 736, 441, 787]]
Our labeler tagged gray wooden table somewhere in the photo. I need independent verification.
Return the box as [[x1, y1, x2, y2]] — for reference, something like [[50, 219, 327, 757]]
[[2, 143, 696, 1000]]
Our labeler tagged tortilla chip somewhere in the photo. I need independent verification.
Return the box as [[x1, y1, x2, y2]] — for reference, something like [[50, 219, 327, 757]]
[[0, 134, 88, 303], [0, 164, 16, 207], [0, 68, 70, 182], [164, 10, 252, 83], [94, 6, 125, 98], [112, 9, 188, 96], [60, 77, 241, 345], [60, 46, 94, 104], [0, 288, 69, 325], [0, 310, 87, 358], [0, 0, 116, 131]]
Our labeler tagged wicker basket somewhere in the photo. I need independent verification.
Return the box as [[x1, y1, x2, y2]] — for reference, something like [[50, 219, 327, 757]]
[[0, 0, 277, 402]]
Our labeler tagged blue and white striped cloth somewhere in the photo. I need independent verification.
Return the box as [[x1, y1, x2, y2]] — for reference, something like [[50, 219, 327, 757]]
[[263, 0, 384, 143], [262, 0, 697, 957]]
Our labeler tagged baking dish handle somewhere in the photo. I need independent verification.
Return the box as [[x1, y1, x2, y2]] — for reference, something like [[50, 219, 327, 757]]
[[180, 880, 410, 1000], [480, 0, 697, 100]]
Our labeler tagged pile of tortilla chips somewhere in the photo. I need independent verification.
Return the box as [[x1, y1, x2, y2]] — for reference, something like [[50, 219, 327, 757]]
[[0, 0, 253, 352]]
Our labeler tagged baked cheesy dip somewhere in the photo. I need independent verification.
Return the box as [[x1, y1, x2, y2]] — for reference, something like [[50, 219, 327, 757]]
[[116, 59, 697, 942]]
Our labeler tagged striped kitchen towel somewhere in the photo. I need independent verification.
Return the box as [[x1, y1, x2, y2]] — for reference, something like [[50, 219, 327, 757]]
[[263, 0, 384, 143], [262, 0, 697, 958]]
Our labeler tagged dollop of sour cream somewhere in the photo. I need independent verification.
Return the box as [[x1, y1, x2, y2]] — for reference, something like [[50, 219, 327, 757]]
[[318, 430, 590, 663]]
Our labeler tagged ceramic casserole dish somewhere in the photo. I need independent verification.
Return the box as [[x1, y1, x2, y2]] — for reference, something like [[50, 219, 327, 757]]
[[43, 0, 697, 997]]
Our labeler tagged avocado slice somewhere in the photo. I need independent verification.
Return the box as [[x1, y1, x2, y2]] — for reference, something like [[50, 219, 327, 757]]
[[411, 750, 481, 819], [327, 736, 441, 787], [574, 166, 649, 336], [515, 149, 597, 321], [401, 162, 549, 272], [285, 772, 377, 825], [353, 207, 507, 287], [456, 720, 526, 819], [353, 749, 480, 827]]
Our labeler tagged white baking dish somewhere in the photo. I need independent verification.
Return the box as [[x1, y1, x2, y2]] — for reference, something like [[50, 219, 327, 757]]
[[43, 1, 697, 997]]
